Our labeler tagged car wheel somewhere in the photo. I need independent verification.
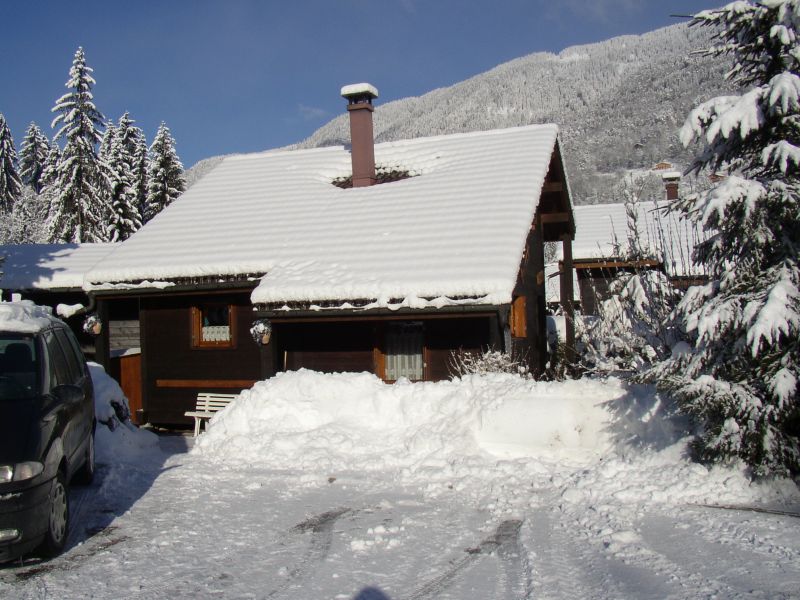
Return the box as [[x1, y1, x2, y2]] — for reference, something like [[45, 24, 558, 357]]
[[39, 471, 69, 558], [75, 432, 95, 485]]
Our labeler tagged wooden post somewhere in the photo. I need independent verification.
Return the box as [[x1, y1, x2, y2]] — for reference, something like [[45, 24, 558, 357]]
[[138, 299, 149, 425], [259, 327, 277, 380], [488, 313, 501, 351], [95, 298, 110, 371], [526, 216, 547, 377], [560, 234, 576, 368]]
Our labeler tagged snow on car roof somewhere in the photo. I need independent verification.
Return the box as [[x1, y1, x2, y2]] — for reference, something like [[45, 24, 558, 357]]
[[0, 243, 117, 291], [0, 300, 59, 333], [85, 125, 562, 307]]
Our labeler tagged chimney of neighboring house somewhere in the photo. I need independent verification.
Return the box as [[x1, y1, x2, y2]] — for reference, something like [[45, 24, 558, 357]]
[[662, 171, 681, 201], [341, 83, 379, 187]]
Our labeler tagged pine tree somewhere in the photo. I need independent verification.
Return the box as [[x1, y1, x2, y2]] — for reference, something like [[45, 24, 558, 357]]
[[145, 122, 185, 222], [650, 1, 800, 475], [105, 113, 142, 241], [40, 144, 61, 191], [98, 120, 116, 162], [0, 114, 22, 213], [2, 186, 50, 243], [18, 122, 51, 194], [132, 133, 149, 219], [46, 47, 109, 242], [118, 113, 148, 222]]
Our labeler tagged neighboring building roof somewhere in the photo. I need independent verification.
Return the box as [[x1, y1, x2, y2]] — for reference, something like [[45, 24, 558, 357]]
[[0, 243, 117, 292], [560, 201, 707, 277], [86, 125, 563, 308]]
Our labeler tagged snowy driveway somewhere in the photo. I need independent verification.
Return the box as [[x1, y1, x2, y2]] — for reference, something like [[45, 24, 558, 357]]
[[1, 433, 798, 600]]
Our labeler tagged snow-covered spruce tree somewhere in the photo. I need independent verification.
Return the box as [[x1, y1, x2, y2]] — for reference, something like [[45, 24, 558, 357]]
[[0, 114, 22, 213], [39, 143, 61, 192], [46, 47, 110, 243], [97, 120, 116, 161], [107, 114, 149, 219], [132, 133, 149, 219], [104, 113, 142, 241], [580, 174, 681, 373], [1, 186, 50, 243], [649, 1, 800, 475], [18, 122, 51, 194], [144, 122, 185, 222]]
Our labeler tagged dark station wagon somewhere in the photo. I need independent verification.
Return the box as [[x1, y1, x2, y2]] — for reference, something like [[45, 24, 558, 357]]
[[0, 302, 95, 562]]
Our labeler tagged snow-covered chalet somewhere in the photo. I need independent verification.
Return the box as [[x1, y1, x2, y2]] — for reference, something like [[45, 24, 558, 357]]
[[82, 84, 577, 425]]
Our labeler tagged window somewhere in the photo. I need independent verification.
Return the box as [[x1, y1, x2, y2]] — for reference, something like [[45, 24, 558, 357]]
[[384, 322, 424, 381], [191, 304, 236, 348], [0, 334, 40, 399], [54, 328, 84, 384], [44, 331, 71, 389]]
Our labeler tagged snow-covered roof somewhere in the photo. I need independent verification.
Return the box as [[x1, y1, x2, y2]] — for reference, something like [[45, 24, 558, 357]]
[[0, 243, 117, 291], [86, 125, 562, 308], [562, 201, 707, 277], [0, 300, 59, 333]]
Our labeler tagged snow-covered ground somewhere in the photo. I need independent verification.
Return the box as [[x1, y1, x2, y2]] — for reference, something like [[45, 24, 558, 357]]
[[1, 370, 798, 599]]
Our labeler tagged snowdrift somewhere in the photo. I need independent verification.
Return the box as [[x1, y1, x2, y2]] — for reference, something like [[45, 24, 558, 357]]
[[88, 362, 158, 462], [193, 370, 681, 473], [193, 371, 798, 517]]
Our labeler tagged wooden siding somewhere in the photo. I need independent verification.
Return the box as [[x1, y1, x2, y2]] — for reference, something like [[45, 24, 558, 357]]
[[424, 318, 489, 381], [109, 320, 140, 351], [277, 316, 492, 383], [510, 296, 527, 338], [282, 321, 374, 374], [141, 292, 261, 425], [120, 353, 142, 424]]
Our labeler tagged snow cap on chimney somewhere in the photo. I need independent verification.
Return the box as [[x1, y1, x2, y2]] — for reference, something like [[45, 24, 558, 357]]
[[661, 171, 681, 201], [341, 83, 379, 101], [342, 83, 379, 187]]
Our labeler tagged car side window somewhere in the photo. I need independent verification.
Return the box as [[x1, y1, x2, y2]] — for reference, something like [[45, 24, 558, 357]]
[[54, 328, 83, 384], [62, 328, 87, 376], [44, 331, 71, 389]]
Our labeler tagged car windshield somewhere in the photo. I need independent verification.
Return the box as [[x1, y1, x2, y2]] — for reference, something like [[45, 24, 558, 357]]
[[0, 333, 41, 400]]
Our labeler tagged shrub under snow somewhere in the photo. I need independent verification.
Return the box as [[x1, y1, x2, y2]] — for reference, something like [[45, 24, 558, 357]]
[[88, 361, 158, 463]]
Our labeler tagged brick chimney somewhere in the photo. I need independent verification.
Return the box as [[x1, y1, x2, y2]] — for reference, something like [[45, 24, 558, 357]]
[[341, 83, 378, 187], [661, 171, 680, 201]]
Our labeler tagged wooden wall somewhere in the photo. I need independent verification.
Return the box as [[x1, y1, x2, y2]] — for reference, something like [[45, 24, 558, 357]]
[[141, 292, 261, 425], [424, 318, 490, 381], [277, 315, 494, 382]]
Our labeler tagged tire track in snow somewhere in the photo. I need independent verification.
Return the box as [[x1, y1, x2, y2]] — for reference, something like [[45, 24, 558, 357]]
[[528, 508, 687, 600], [265, 507, 352, 599], [3, 526, 127, 584], [404, 519, 526, 600], [641, 513, 800, 598]]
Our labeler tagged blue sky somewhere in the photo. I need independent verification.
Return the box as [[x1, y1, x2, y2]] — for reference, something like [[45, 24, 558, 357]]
[[1, 0, 717, 169]]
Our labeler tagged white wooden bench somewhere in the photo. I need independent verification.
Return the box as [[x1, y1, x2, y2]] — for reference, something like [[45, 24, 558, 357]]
[[185, 392, 238, 437]]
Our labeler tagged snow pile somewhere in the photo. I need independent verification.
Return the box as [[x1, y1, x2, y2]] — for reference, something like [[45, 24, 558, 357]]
[[0, 300, 55, 332], [194, 370, 671, 473], [88, 362, 158, 463], [193, 370, 799, 526], [56, 302, 85, 318]]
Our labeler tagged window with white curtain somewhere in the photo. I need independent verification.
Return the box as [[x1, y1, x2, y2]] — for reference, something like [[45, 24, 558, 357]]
[[385, 322, 424, 381]]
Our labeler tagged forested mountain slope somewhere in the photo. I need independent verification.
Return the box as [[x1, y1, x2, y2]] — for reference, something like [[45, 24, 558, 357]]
[[294, 23, 733, 203], [186, 23, 733, 204]]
